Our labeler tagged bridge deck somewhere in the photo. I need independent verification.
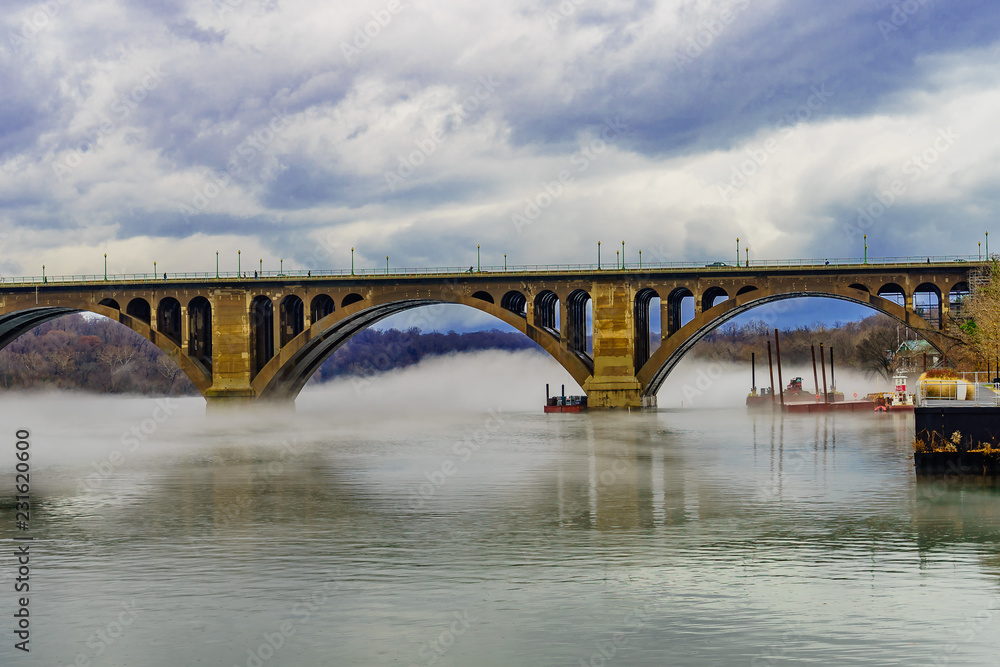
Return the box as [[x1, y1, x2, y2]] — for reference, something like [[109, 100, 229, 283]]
[[4, 255, 979, 288]]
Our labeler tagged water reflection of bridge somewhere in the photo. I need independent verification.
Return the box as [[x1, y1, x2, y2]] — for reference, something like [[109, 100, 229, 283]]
[[0, 259, 970, 407]]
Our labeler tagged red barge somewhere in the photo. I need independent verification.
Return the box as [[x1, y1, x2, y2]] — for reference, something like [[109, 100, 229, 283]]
[[544, 383, 588, 413]]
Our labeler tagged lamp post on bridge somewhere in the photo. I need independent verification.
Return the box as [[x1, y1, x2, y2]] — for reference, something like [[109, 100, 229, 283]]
[[863, 235, 867, 265], [736, 237, 740, 265], [280, 258, 283, 275], [745, 246, 749, 267], [477, 244, 480, 272], [504, 253, 507, 271], [216, 251, 219, 278], [238, 250, 241, 277], [259, 258, 263, 276], [350, 248, 354, 275], [638, 249, 642, 270], [621, 241, 625, 269], [616, 250, 620, 270], [386, 255, 389, 274], [597, 241, 601, 270], [104, 253, 107, 281], [154, 261, 156, 280], [979, 241, 982, 262], [42, 265, 45, 283]]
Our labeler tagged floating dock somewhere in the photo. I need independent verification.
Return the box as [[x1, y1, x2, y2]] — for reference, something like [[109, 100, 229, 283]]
[[783, 400, 875, 413]]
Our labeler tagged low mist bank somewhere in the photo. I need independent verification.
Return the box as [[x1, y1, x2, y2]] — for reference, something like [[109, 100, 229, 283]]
[[0, 348, 899, 497], [657, 355, 889, 409]]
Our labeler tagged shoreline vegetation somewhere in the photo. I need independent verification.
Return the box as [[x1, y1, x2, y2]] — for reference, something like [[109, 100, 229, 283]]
[[0, 312, 913, 397]]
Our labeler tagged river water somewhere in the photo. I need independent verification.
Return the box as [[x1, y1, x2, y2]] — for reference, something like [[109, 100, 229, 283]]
[[2, 353, 1000, 666]]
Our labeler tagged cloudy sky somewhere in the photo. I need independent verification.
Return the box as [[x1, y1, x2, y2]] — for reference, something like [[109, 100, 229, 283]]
[[2, 0, 998, 327]]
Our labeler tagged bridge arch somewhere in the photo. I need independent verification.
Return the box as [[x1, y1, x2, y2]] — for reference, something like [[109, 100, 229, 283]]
[[948, 282, 969, 319], [501, 290, 527, 317], [877, 283, 906, 306], [157, 298, 182, 345], [99, 298, 120, 310], [634, 288, 660, 373], [736, 285, 758, 296], [126, 298, 151, 323], [342, 293, 364, 308], [701, 287, 729, 313], [0, 299, 212, 397], [472, 291, 495, 304], [187, 297, 212, 367], [250, 296, 274, 377], [280, 295, 305, 346], [533, 290, 560, 337], [566, 289, 592, 359], [249, 290, 593, 403], [913, 283, 942, 328], [637, 285, 954, 398], [667, 287, 694, 336], [310, 294, 335, 322]]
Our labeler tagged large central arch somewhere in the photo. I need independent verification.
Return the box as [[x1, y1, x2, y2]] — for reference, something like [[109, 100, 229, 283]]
[[636, 285, 956, 398], [249, 291, 595, 402], [0, 302, 212, 395]]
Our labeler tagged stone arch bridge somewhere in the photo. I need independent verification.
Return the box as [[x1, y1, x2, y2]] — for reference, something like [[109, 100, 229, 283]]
[[0, 261, 970, 408]]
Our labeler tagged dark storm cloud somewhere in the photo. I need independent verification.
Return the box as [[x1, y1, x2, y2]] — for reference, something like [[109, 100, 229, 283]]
[[497, 1, 1000, 157], [0, 0, 999, 275]]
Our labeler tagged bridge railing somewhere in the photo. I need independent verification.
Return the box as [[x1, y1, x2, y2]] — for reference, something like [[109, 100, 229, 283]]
[[915, 373, 1000, 407], [1, 254, 980, 285]]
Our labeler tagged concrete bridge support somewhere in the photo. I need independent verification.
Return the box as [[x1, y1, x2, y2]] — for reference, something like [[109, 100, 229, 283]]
[[583, 283, 655, 408], [205, 289, 255, 407]]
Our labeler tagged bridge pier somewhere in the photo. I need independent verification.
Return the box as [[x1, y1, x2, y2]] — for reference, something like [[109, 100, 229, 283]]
[[583, 283, 656, 409], [204, 289, 257, 409], [205, 388, 257, 411]]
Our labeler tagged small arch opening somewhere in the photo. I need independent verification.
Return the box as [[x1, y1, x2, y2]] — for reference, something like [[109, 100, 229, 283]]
[[99, 298, 120, 310], [667, 288, 694, 336], [566, 289, 592, 357], [157, 297, 182, 345], [311, 294, 335, 323], [250, 296, 274, 377], [949, 281, 970, 320], [188, 296, 212, 365], [533, 290, 560, 337], [877, 283, 906, 307], [702, 287, 729, 312], [126, 298, 151, 323], [472, 291, 495, 304], [342, 293, 364, 308], [280, 295, 305, 346], [501, 291, 527, 317], [635, 288, 661, 372], [913, 283, 942, 328]]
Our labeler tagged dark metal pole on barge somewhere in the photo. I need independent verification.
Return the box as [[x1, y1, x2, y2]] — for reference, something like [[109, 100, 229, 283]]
[[830, 347, 836, 392], [751, 352, 756, 394], [767, 341, 776, 407], [774, 329, 785, 407], [811, 345, 820, 402], [820, 342, 829, 402]]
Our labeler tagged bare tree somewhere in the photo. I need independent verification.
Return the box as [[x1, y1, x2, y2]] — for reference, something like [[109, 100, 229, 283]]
[[856, 326, 900, 381]]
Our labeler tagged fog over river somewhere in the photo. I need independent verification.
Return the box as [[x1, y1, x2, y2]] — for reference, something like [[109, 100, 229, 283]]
[[2, 350, 998, 666]]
